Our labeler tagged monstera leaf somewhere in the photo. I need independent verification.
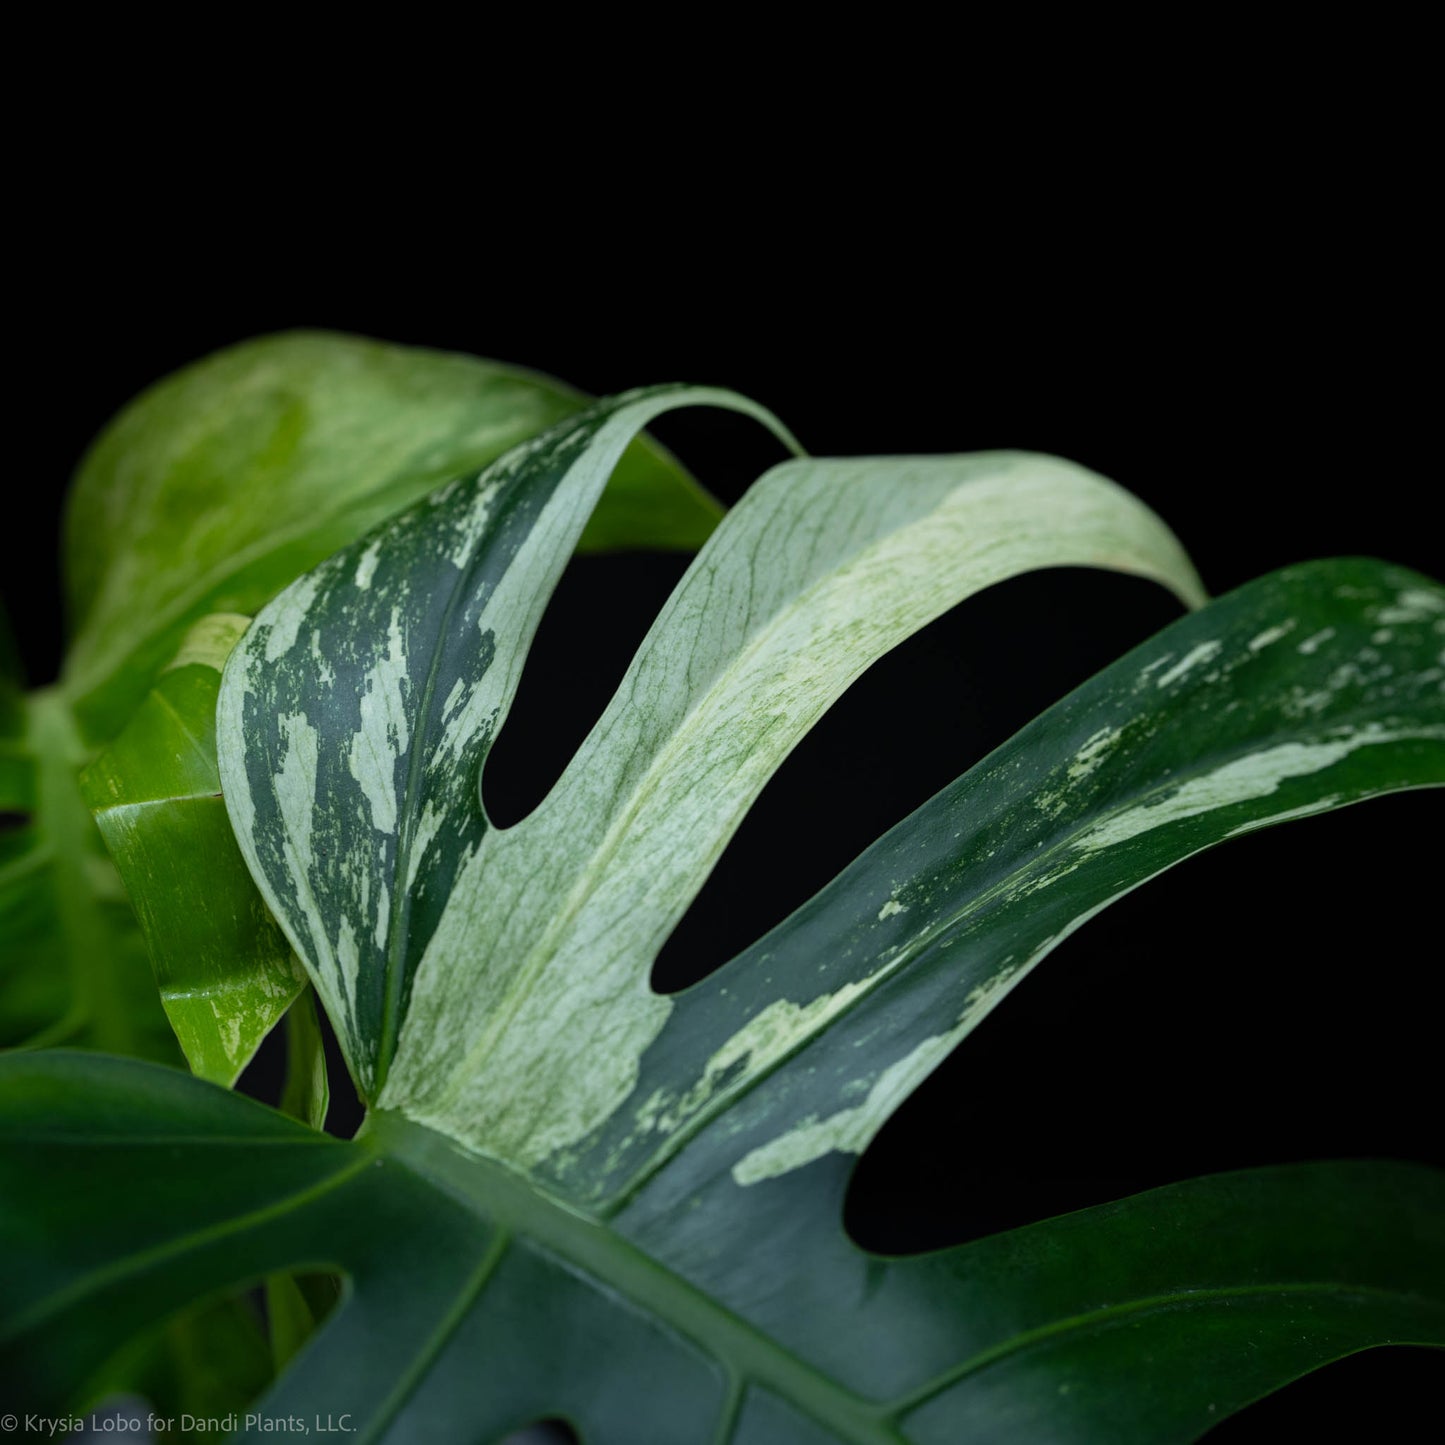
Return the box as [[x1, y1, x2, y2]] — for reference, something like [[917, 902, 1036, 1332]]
[[2, 388, 1442, 1442], [3, 333, 719, 1064]]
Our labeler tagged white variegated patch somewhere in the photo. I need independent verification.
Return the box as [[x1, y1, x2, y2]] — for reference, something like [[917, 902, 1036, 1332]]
[[164, 613, 252, 673], [1073, 723, 1445, 855], [1375, 588, 1443, 625], [1247, 620, 1296, 652], [730, 947, 1048, 1186], [346, 609, 410, 836], [1155, 641, 1221, 687], [263, 572, 324, 663]]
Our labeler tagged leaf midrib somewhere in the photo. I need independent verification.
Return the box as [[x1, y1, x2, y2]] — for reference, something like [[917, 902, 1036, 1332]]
[[374, 480, 491, 1097], [424, 502, 952, 1114], [373, 1111, 905, 1445], [376, 1117, 1445, 1441]]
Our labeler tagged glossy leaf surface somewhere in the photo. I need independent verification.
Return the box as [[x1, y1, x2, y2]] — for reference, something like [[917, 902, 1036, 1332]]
[[62, 331, 722, 744], [1, 1054, 1440, 1443], [81, 616, 306, 1084], [6, 334, 718, 1073], [218, 387, 801, 1100]]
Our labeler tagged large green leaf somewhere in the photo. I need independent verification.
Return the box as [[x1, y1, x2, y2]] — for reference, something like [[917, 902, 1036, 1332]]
[[217, 391, 1202, 1108], [2, 1054, 1441, 1443], [80, 615, 306, 1085], [62, 330, 724, 745]]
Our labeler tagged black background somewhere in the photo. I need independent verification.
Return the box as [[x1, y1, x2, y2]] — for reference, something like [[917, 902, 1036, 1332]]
[[6, 132, 1440, 1437]]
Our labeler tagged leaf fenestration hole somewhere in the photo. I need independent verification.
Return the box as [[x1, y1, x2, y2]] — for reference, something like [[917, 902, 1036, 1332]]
[[480, 551, 689, 829], [480, 405, 799, 831], [236, 991, 365, 1140], [651, 568, 1183, 994], [1199, 1347, 1442, 1440], [842, 790, 1442, 1255], [263, 1268, 344, 1369], [502, 1420, 581, 1445]]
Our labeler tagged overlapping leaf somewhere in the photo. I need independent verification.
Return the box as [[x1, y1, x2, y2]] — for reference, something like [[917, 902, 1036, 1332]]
[[218, 393, 1202, 1116], [5, 332, 719, 1068], [63, 331, 722, 744], [0, 689, 173, 1060], [2, 1054, 1441, 1443], [218, 387, 800, 1099], [80, 615, 306, 1084]]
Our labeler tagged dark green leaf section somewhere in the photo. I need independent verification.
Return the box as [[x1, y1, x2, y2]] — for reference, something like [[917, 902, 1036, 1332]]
[[62, 331, 722, 744], [557, 560, 1445, 1207], [218, 388, 791, 1100], [80, 623, 306, 1084], [2, 1056, 1440, 1443]]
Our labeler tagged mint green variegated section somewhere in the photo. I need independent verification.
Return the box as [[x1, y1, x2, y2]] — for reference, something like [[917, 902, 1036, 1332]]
[[382, 450, 1205, 1164], [81, 616, 306, 1085], [217, 388, 796, 1101], [568, 560, 1445, 1210], [62, 331, 721, 744]]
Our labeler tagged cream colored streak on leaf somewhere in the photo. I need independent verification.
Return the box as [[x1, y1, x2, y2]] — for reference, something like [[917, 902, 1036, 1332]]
[[1154, 640, 1221, 687], [732, 966, 1027, 1186], [639, 977, 884, 1141], [164, 613, 252, 672], [1074, 724, 1444, 853], [347, 608, 410, 835], [262, 572, 323, 663], [1247, 620, 1296, 652]]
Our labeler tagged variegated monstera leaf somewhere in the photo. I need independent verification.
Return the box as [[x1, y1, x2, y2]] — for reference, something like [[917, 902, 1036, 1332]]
[[3, 386, 1442, 1444]]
